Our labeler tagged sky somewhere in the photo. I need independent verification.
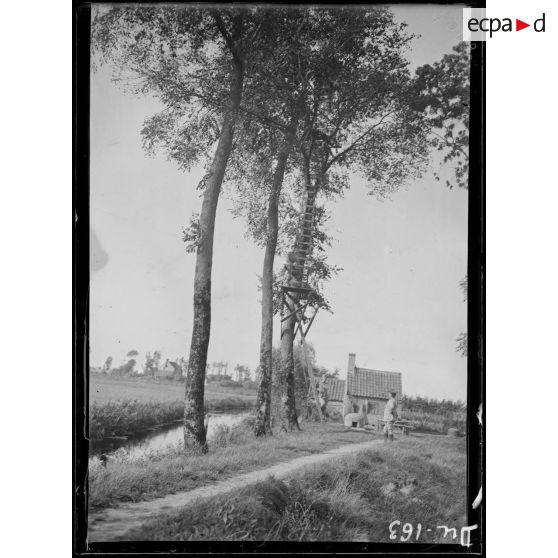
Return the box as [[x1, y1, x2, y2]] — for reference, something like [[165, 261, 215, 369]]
[[89, 4, 468, 401]]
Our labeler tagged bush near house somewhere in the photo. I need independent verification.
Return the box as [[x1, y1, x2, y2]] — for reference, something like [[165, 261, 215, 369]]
[[400, 395, 466, 434]]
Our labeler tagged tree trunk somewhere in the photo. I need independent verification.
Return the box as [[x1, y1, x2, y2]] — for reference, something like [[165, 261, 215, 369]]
[[254, 129, 296, 437], [280, 297, 301, 430], [278, 165, 319, 431], [184, 59, 244, 452]]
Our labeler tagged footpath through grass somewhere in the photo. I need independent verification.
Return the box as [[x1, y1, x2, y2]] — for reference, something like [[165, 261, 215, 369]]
[[88, 421, 376, 511], [121, 435, 466, 542]]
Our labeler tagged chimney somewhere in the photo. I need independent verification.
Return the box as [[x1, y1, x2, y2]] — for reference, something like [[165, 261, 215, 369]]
[[343, 353, 356, 417], [347, 353, 356, 375]]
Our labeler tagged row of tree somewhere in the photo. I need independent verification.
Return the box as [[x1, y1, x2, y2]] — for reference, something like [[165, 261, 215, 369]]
[[92, 6, 469, 452], [100, 352, 252, 382]]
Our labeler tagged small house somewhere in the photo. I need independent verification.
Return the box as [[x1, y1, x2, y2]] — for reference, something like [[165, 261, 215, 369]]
[[325, 353, 402, 425]]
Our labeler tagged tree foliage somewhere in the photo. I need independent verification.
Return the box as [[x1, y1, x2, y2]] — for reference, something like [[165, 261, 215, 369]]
[[413, 42, 470, 189]]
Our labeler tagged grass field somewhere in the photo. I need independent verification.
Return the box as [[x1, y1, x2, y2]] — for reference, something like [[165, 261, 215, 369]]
[[119, 434, 467, 542], [90, 374, 257, 405]]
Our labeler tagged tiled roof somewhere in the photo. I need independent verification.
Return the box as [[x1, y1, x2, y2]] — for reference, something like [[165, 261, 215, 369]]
[[350, 367, 402, 399], [325, 367, 402, 402], [325, 379, 346, 402]]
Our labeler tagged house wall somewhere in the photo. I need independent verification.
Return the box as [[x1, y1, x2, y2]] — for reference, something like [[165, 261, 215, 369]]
[[327, 401, 343, 416], [326, 397, 401, 425]]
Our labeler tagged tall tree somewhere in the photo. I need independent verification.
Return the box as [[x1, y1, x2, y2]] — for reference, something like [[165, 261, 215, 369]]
[[230, 7, 427, 433], [275, 7, 429, 430], [92, 5, 271, 451], [226, 9, 315, 436]]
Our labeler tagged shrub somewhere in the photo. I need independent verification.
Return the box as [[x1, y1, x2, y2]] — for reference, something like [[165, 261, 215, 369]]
[[219, 379, 243, 388], [401, 410, 466, 434], [89, 400, 183, 439], [242, 379, 258, 391], [90, 398, 254, 439]]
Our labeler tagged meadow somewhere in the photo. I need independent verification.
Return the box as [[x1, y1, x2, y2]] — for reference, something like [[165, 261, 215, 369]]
[[90, 374, 257, 404], [118, 434, 467, 542]]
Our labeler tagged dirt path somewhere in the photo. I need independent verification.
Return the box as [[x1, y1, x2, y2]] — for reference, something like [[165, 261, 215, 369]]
[[88, 437, 383, 542]]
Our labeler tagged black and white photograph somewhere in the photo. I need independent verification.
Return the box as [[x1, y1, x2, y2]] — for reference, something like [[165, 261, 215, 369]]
[[74, 1, 483, 552]]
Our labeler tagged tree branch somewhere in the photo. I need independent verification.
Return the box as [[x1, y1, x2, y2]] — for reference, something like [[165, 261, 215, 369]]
[[211, 12, 235, 53], [327, 110, 395, 169], [238, 106, 291, 134], [430, 130, 469, 161]]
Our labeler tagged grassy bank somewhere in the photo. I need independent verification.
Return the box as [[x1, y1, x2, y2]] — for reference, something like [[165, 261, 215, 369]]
[[90, 397, 254, 439], [120, 435, 466, 542], [88, 421, 377, 511]]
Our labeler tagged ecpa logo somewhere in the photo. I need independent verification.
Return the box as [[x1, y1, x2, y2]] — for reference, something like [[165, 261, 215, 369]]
[[463, 9, 547, 41]]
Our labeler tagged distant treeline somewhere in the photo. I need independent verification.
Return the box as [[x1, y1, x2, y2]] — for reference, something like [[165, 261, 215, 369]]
[[96, 351, 253, 383]]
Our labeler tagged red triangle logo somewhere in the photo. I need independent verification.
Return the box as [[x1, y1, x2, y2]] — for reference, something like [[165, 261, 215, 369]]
[[516, 19, 530, 31]]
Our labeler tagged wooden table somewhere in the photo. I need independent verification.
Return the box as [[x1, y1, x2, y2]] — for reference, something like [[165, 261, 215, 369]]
[[375, 418, 414, 435]]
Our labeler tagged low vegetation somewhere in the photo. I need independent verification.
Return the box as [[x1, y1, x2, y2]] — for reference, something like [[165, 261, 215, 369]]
[[400, 410, 466, 435], [88, 421, 376, 511], [400, 395, 466, 434], [119, 435, 466, 542], [90, 397, 254, 439]]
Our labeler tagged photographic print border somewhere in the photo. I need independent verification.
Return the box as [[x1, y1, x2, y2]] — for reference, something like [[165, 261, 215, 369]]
[[73, 1, 485, 555]]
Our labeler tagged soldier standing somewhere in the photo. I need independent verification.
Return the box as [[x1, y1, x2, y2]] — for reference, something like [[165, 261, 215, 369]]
[[383, 390, 399, 442]]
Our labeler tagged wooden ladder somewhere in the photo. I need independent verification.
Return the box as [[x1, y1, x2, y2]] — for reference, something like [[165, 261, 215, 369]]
[[281, 186, 323, 421]]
